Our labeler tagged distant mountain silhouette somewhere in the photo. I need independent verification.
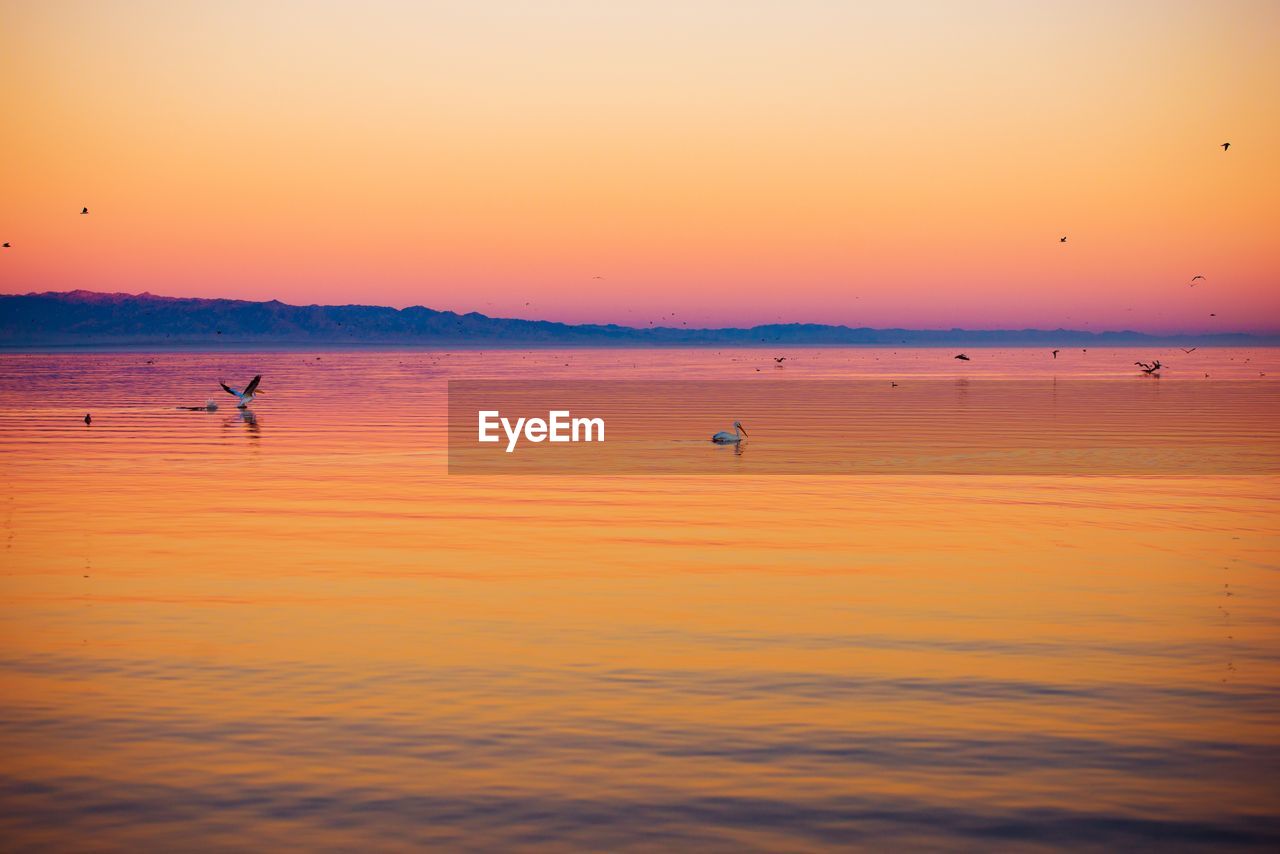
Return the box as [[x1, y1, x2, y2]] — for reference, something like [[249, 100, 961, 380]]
[[0, 290, 1273, 348]]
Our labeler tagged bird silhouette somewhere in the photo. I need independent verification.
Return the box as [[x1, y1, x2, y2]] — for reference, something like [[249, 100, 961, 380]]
[[1190, 275, 1205, 286], [1135, 360, 1162, 374], [1052, 349, 1059, 359], [84, 414, 92, 425], [774, 357, 786, 364], [80, 207, 89, 215], [219, 375, 263, 409], [1181, 347, 1197, 354], [954, 353, 970, 361], [1221, 142, 1230, 151], [1, 242, 9, 248], [1059, 236, 1067, 243]]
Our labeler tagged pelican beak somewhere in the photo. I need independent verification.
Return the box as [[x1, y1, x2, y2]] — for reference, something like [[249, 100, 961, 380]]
[[739, 426, 748, 437]]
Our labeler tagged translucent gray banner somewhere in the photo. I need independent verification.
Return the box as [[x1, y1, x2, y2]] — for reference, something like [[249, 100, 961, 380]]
[[448, 380, 1279, 475]]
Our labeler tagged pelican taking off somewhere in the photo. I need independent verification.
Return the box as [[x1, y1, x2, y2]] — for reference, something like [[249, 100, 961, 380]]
[[711, 421, 748, 444], [219, 374, 263, 408]]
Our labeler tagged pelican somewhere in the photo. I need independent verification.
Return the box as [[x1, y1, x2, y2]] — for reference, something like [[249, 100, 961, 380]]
[[219, 374, 263, 408], [711, 421, 748, 444]]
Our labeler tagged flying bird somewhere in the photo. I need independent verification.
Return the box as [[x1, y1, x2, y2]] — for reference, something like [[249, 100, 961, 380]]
[[1190, 275, 1205, 286], [711, 421, 748, 444], [954, 353, 970, 361], [80, 207, 88, 215], [1052, 349, 1059, 359], [1135, 360, 1163, 375], [2, 242, 9, 248], [1221, 142, 1230, 151], [219, 374, 263, 409], [774, 357, 786, 364], [1181, 347, 1197, 354], [1059, 236, 1067, 243]]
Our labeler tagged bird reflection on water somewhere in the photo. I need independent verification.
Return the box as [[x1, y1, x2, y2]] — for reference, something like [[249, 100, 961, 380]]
[[224, 409, 261, 436], [711, 439, 746, 457]]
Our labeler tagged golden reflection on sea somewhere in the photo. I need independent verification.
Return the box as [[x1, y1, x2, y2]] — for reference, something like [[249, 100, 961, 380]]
[[1, 348, 1278, 849]]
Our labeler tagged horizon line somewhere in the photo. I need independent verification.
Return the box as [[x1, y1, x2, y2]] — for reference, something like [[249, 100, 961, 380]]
[[6, 288, 1274, 339]]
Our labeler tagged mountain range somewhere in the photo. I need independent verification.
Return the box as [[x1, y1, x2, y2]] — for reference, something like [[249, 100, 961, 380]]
[[1, 290, 1274, 348]]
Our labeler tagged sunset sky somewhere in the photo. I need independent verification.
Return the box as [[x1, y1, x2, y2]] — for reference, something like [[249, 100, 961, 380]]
[[1, 0, 1277, 332]]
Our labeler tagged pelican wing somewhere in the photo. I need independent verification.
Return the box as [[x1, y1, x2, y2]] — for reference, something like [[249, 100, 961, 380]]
[[243, 375, 262, 396], [220, 381, 242, 397]]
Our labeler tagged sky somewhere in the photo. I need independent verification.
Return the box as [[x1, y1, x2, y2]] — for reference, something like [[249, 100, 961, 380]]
[[1, 0, 1278, 333]]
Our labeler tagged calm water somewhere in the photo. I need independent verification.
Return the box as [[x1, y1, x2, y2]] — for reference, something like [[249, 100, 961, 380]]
[[2, 348, 1279, 850]]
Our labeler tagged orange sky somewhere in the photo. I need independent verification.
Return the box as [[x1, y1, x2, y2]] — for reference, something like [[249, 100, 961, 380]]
[[1, 0, 1278, 332]]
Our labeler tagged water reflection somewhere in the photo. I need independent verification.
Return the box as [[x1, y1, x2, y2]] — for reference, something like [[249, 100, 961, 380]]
[[0, 348, 1276, 850], [223, 409, 260, 435]]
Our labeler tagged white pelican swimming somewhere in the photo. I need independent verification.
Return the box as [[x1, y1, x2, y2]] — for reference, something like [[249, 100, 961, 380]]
[[711, 421, 748, 444], [219, 374, 263, 409]]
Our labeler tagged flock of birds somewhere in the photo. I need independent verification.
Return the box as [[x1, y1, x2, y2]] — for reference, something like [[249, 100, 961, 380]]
[[83, 338, 1254, 438], [706, 339, 1226, 443], [43, 142, 1242, 436], [79, 343, 1263, 445]]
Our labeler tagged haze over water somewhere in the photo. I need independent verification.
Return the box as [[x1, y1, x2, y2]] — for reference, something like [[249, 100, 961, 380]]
[[2, 348, 1279, 849]]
